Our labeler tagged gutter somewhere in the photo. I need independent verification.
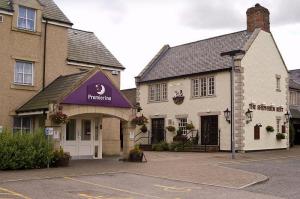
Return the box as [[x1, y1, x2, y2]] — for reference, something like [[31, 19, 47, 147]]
[[42, 19, 48, 90]]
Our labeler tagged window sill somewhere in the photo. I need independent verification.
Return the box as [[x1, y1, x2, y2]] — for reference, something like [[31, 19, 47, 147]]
[[12, 27, 41, 36], [190, 95, 216, 100], [276, 89, 281, 92], [11, 83, 38, 91], [147, 100, 169, 104]]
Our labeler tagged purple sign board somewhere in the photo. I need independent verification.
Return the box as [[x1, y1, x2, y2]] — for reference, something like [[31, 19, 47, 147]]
[[62, 72, 131, 108]]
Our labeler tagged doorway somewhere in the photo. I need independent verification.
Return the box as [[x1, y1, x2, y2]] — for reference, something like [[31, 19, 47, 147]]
[[151, 118, 165, 144], [201, 115, 218, 145], [62, 118, 101, 159]]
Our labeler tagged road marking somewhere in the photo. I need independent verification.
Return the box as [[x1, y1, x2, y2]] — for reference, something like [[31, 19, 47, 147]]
[[218, 155, 300, 165], [154, 185, 192, 193], [78, 193, 135, 199], [64, 177, 164, 199], [0, 187, 31, 199]]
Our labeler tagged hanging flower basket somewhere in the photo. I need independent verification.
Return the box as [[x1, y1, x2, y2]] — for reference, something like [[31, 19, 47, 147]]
[[266, 126, 274, 133], [131, 115, 148, 126], [173, 96, 185, 105], [276, 133, 286, 140], [51, 112, 68, 125], [186, 122, 195, 130], [166, 126, 176, 132], [140, 124, 148, 133]]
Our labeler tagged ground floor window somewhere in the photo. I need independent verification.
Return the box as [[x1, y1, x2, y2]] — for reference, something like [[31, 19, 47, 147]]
[[13, 117, 32, 134], [178, 118, 187, 135], [66, 119, 76, 141], [276, 119, 281, 133]]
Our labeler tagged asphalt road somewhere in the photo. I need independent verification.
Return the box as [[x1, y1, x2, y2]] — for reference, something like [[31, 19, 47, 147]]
[[226, 156, 300, 199], [0, 172, 281, 199]]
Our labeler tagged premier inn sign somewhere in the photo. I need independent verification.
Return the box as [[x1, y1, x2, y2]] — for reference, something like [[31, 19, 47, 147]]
[[87, 83, 112, 103], [62, 71, 131, 108]]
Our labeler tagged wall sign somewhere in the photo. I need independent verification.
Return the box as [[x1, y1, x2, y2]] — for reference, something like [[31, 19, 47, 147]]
[[87, 83, 112, 104], [249, 103, 284, 112], [45, 127, 54, 136], [173, 90, 185, 105]]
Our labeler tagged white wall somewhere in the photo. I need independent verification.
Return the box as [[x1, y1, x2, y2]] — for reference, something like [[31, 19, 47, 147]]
[[137, 71, 232, 150], [242, 30, 289, 150]]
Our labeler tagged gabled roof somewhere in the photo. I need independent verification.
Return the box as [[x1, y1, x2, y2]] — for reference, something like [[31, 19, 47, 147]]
[[17, 72, 88, 113], [290, 105, 300, 119], [68, 29, 124, 69], [121, 88, 136, 106], [136, 30, 253, 83], [0, 0, 72, 25], [289, 69, 300, 90]]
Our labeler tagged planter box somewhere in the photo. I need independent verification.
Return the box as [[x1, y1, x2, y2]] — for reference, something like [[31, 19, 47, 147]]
[[129, 152, 144, 162]]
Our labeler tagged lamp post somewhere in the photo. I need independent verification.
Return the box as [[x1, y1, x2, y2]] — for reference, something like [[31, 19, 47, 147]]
[[221, 50, 245, 159]]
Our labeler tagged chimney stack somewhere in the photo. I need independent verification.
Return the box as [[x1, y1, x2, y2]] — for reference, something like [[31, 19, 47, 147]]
[[246, 3, 270, 32]]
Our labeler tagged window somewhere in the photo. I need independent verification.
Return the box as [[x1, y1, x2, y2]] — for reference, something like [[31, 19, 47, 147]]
[[148, 83, 167, 102], [276, 75, 281, 91], [192, 76, 215, 98], [178, 118, 187, 135], [276, 119, 281, 133], [13, 117, 32, 134], [14, 61, 33, 85], [81, 120, 91, 141], [0, 15, 3, 23], [18, 6, 36, 31], [66, 119, 76, 141], [254, 125, 260, 140], [290, 91, 300, 105]]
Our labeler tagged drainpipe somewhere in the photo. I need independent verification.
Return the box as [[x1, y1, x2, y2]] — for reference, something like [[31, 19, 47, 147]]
[[42, 19, 48, 90]]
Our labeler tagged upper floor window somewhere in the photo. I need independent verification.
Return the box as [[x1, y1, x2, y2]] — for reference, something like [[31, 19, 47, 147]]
[[149, 83, 167, 102], [290, 91, 298, 105], [14, 61, 34, 86], [276, 75, 281, 91], [192, 76, 215, 98], [18, 6, 36, 31]]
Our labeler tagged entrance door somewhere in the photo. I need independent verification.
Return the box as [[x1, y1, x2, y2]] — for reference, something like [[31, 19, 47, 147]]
[[201, 116, 218, 145], [151, 118, 165, 144], [63, 119, 77, 156], [79, 119, 94, 157]]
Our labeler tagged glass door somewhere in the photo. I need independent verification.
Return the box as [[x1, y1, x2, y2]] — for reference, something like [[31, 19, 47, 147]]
[[78, 119, 94, 157], [63, 119, 78, 157]]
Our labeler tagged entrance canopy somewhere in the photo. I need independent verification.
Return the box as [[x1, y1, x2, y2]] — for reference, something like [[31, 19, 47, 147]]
[[16, 68, 133, 121]]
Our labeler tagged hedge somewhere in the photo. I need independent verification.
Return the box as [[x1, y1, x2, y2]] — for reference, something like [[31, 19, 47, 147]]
[[0, 130, 53, 170]]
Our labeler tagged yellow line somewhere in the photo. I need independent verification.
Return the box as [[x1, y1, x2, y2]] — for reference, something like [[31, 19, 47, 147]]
[[154, 185, 192, 193], [218, 155, 300, 165], [64, 177, 164, 199], [0, 187, 31, 199]]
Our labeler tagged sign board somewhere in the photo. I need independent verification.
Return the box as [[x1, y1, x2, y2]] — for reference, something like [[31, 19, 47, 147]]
[[53, 131, 60, 139], [45, 128, 54, 136], [129, 132, 135, 140], [87, 83, 112, 104]]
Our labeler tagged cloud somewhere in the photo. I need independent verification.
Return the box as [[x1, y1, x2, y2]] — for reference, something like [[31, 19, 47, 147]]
[[179, 0, 300, 30]]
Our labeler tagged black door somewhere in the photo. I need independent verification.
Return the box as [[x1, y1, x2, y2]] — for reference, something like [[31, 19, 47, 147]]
[[294, 124, 300, 145], [151, 118, 165, 144], [201, 116, 218, 145]]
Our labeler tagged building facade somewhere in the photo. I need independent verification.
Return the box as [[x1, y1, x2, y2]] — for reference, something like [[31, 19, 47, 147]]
[[136, 4, 289, 151], [289, 70, 300, 145], [0, 0, 135, 159]]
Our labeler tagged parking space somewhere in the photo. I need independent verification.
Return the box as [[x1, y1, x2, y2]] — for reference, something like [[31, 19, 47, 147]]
[[0, 172, 282, 199]]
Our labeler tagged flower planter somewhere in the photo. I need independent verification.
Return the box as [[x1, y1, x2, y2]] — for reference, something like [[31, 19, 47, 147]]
[[276, 133, 286, 140], [55, 156, 70, 167], [173, 96, 185, 105], [129, 152, 144, 162]]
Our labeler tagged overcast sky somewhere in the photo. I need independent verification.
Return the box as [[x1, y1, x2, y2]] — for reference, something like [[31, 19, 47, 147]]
[[55, 0, 300, 89]]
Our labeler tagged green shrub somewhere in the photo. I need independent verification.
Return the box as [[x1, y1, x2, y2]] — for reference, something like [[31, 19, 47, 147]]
[[276, 133, 286, 140], [169, 142, 184, 152], [152, 141, 169, 151], [266, 126, 274, 132], [51, 147, 71, 167], [0, 130, 53, 170]]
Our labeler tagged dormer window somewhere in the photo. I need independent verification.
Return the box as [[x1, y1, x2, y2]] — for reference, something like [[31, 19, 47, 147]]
[[18, 6, 36, 31]]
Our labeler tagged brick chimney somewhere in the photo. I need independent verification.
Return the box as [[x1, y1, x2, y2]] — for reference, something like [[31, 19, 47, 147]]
[[247, 3, 270, 32]]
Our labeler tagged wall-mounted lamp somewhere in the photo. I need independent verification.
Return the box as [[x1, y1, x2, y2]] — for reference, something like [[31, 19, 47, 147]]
[[284, 111, 290, 124], [224, 108, 231, 123], [245, 109, 253, 124]]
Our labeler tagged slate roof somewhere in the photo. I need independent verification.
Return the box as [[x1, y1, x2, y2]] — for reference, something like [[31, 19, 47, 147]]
[[121, 88, 136, 106], [289, 69, 300, 90], [290, 105, 300, 119], [136, 30, 253, 83], [68, 29, 124, 69], [17, 72, 87, 112], [0, 0, 72, 25]]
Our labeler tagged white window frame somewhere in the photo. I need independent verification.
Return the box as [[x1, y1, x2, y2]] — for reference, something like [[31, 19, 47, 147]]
[[148, 83, 168, 102], [17, 6, 36, 31], [276, 75, 281, 91], [13, 117, 32, 134], [14, 61, 34, 86], [192, 76, 215, 98], [178, 118, 187, 135], [276, 118, 281, 133]]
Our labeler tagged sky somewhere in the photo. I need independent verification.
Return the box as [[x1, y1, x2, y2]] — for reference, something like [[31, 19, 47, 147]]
[[55, 0, 300, 89]]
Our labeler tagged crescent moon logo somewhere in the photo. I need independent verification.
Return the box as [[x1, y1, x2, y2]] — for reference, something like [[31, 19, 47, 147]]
[[96, 84, 106, 95]]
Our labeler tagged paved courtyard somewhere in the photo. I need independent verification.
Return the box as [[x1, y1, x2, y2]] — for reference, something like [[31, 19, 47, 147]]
[[1, 147, 300, 198]]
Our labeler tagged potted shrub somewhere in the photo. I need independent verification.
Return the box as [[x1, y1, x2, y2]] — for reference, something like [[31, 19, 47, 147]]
[[166, 126, 176, 132], [129, 145, 144, 162], [131, 115, 148, 126], [276, 133, 286, 140], [51, 112, 68, 125], [186, 122, 195, 130], [173, 129, 187, 143], [52, 148, 71, 167], [140, 124, 148, 133], [266, 126, 274, 133]]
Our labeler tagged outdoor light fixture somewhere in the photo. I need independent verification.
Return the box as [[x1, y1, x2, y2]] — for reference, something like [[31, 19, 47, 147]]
[[284, 111, 290, 124], [224, 108, 231, 123], [245, 109, 253, 124]]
